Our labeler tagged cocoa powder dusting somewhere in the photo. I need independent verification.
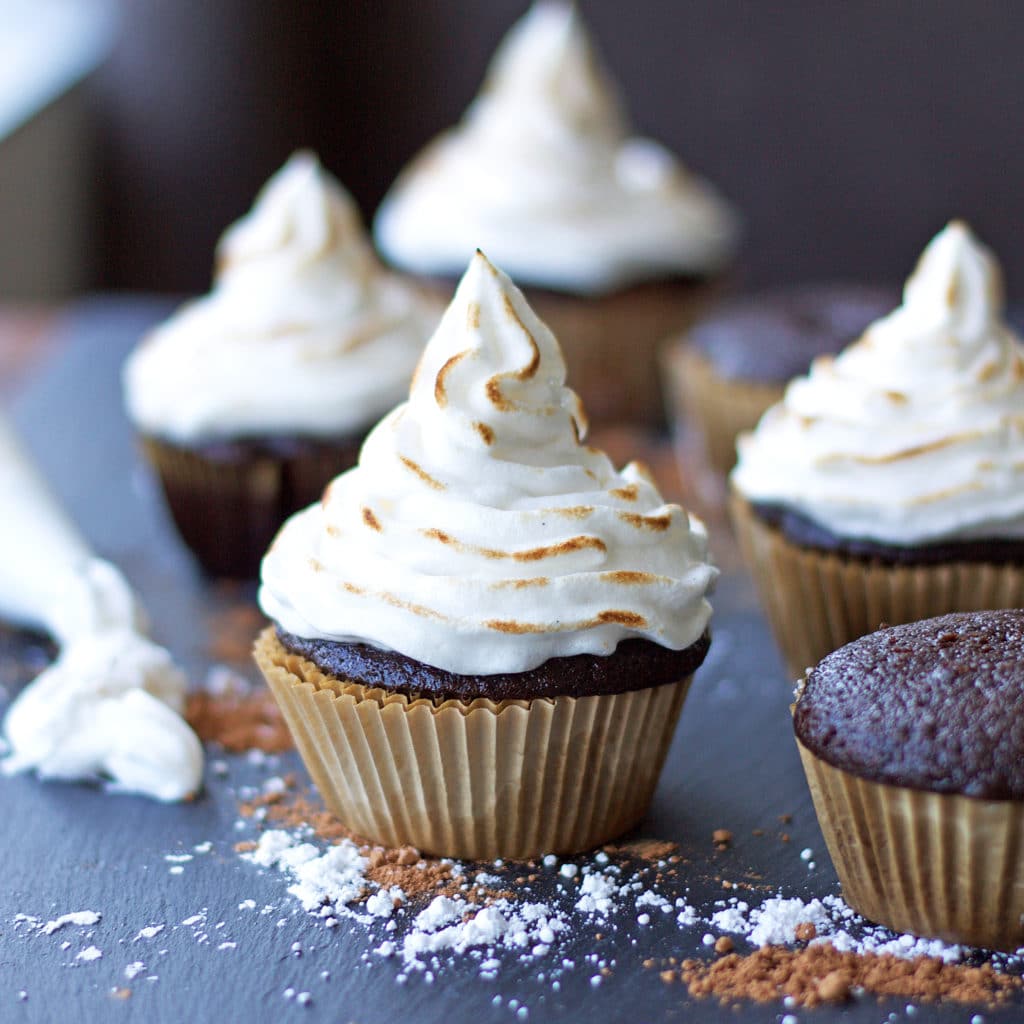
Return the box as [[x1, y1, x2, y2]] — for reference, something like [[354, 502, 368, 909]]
[[667, 944, 1021, 1009], [186, 687, 293, 754], [237, 786, 503, 902]]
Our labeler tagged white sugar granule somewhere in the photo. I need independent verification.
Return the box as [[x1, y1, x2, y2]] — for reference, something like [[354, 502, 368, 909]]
[[76, 946, 103, 962], [124, 962, 145, 980], [42, 911, 101, 935], [245, 830, 368, 913], [574, 872, 617, 916], [134, 925, 165, 941], [402, 899, 565, 969]]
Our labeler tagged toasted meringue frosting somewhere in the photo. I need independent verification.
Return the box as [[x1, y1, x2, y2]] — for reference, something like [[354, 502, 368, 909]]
[[373, 2, 737, 295], [732, 222, 1024, 545], [124, 151, 438, 443], [260, 251, 716, 675]]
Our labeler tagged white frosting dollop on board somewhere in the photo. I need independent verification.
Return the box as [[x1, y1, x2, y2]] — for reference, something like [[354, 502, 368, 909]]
[[0, 415, 203, 801], [732, 221, 1024, 545], [3, 628, 203, 802], [374, 2, 738, 295], [124, 151, 438, 443], [260, 251, 716, 674]]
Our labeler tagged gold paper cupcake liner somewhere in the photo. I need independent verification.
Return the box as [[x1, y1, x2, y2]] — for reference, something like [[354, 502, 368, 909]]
[[661, 345, 782, 473], [254, 627, 693, 860], [797, 738, 1024, 951], [142, 435, 360, 579], [419, 275, 723, 427], [730, 494, 1024, 679]]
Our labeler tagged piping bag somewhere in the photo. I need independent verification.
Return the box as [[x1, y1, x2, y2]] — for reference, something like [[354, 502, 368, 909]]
[[0, 413, 203, 801]]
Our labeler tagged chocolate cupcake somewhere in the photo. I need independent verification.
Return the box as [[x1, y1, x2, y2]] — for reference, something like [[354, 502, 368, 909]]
[[730, 222, 1024, 678], [373, 1, 738, 427], [255, 250, 716, 859], [794, 610, 1024, 951], [663, 285, 895, 473], [123, 152, 439, 577]]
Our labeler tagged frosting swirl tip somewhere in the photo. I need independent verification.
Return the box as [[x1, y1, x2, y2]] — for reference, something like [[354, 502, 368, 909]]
[[733, 221, 1024, 546]]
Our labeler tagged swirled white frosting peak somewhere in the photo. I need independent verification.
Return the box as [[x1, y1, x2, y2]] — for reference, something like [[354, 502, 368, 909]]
[[124, 151, 438, 443], [260, 251, 716, 674], [373, 2, 738, 294], [733, 221, 1024, 544]]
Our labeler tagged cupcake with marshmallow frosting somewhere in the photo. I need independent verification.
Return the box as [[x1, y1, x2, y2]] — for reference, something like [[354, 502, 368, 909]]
[[124, 151, 439, 577], [730, 221, 1024, 678], [373, 1, 738, 427], [255, 250, 716, 858]]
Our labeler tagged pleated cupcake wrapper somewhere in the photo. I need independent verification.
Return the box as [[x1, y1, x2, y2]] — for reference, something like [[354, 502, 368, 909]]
[[796, 738, 1024, 952], [255, 627, 692, 860], [419, 276, 721, 427], [730, 493, 1024, 680], [661, 345, 782, 474], [142, 436, 358, 579]]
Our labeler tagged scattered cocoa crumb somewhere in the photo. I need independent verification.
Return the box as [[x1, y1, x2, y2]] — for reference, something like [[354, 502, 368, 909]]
[[240, 787, 370, 845], [186, 687, 292, 753], [751, 828, 765, 837], [712, 829, 733, 849], [816, 969, 851, 1003], [794, 922, 817, 942], [207, 593, 265, 664], [667, 944, 1021, 1009], [236, 787, 530, 903], [604, 838, 679, 861], [660, 969, 675, 984], [234, 840, 257, 853], [714, 936, 734, 955], [364, 844, 455, 899], [778, 814, 793, 824], [780, 833, 791, 843]]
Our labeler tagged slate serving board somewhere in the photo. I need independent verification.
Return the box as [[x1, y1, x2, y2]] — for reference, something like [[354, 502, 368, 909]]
[[0, 299, 1016, 1024]]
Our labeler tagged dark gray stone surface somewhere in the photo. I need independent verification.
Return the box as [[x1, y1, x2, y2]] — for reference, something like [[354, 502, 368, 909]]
[[0, 299, 1018, 1022]]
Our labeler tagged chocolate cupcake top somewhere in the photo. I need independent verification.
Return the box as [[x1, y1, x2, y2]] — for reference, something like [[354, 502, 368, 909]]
[[124, 152, 438, 444], [689, 285, 896, 384], [794, 610, 1024, 799], [732, 222, 1024, 546], [260, 250, 716, 675], [373, 1, 737, 295]]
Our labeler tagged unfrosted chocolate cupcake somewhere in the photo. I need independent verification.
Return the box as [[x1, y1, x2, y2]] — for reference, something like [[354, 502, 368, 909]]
[[663, 284, 895, 473], [731, 222, 1024, 678], [373, 2, 738, 427], [123, 152, 438, 578], [255, 251, 717, 859], [795, 609, 1024, 951]]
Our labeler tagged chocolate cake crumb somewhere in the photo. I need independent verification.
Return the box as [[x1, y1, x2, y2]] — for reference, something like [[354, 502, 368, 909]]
[[795, 922, 817, 942], [714, 936, 734, 954], [712, 829, 733, 849]]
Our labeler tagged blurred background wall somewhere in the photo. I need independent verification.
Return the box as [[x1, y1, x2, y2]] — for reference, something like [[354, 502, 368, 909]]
[[3, 0, 1024, 299]]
